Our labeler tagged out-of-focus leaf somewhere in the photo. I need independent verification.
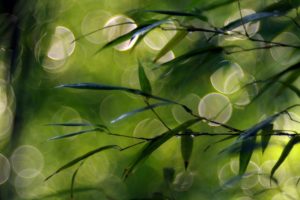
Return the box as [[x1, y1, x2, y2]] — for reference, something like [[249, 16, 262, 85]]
[[138, 61, 152, 94], [239, 135, 256, 175], [157, 46, 223, 68], [281, 82, 300, 98], [111, 102, 171, 123], [154, 30, 188, 63], [261, 124, 273, 153], [223, 11, 284, 31], [181, 134, 194, 170], [251, 62, 300, 102], [261, 0, 300, 13], [45, 145, 121, 181], [123, 118, 200, 179], [143, 10, 207, 21], [204, 135, 238, 152], [276, 70, 300, 96], [48, 128, 102, 141], [271, 136, 300, 179], [163, 167, 175, 184]]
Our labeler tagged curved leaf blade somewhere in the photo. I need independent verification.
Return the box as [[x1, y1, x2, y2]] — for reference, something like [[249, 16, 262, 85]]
[[271, 136, 300, 179], [261, 124, 273, 153], [45, 145, 121, 181], [48, 128, 102, 141], [123, 118, 200, 179], [111, 102, 171, 124]]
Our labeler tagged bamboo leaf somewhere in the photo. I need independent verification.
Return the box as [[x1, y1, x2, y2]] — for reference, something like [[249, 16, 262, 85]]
[[271, 136, 300, 179], [138, 61, 152, 94], [48, 128, 102, 141], [239, 136, 256, 175], [261, 124, 273, 154], [45, 145, 121, 181], [154, 30, 188, 63], [56, 83, 178, 104], [111, 102, 171, 123], [123, 118, 200, 179], [156, 46, 223, 69], [280, 82, 300, 98], [96, 20, 170, 53], [143, 10, 207, 21], [223, 11, 284, 31], [181, 134, 194, 170]]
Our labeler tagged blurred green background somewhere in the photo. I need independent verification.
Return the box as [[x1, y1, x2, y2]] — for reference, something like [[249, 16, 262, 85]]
[[1, 0, 300, 199]]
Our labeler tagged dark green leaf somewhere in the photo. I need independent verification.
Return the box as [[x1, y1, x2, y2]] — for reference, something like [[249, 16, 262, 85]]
[[56, 83, 178, 104], [280, 82, 300, 98], [181, 134, 194, 170], [111, 102, 171, 123], [154, 30, 188, 63], [138, 61, 152, 94], [143, 10, 207, 21], [223, 11, 284, 31], [163, 167, 175, 184], [48, 128, 102, 141], [70, 161, 84, 199], [45, 145, 121, 181], [123, 118, 200, 179], [239, 135, 256, 175], [261, 124, 273, 153], [156, 46, 223, 69], [271, 136, 300, 179]]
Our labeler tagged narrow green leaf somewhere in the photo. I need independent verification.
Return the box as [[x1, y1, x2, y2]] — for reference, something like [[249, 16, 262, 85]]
[[143, 10, 207, 21], [156, 46, 223, 69], [271, 136, 300, 179], [223, 11, 284, 31], [111, 102, 171, 123], [56, 83, 178, 104], [45, 145, 121, 181], [138, 61, 152, 94], [47, 123, 106, 128], [70, 161, 84, 199], [96, 20, 170, 53], [154, 30, 188, 63], [261, 124, 273, 153], [181, 134, 194, 170], [281, 82, 300, 98], [48, 128, 102, 141], [239, 135, 256, 175], [123, 118, 200, 179]]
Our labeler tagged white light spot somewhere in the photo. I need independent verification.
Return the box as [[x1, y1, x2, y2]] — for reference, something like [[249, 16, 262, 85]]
[[47, 26, 75, 61], [103, 15, 137, 51], [0, 154, 10, 185], [210, 60, 244, 94], [270, 32, 300, 65], [172, 170, 194, 191], [198, 93, 232, 126], [11, 145, 44, 178], [133, 118, 167, 138], [81, 10, 111, 44]]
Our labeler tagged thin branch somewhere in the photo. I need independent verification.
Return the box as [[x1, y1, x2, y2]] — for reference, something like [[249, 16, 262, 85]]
[[237, 0, 249, 37], [144, 99, 171, 131]]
